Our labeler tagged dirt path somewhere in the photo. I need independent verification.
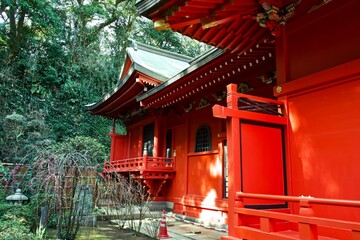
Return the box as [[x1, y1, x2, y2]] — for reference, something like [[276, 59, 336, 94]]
[[77, 221, 153, 240], [46, 221, 153, 240]]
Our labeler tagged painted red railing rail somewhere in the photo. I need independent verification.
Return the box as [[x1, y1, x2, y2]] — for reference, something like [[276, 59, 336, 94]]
[[233, 192, 360, 240], [104, 156, 175, 173], [213, 84, 287, 125], [236, 192, 360, 208]]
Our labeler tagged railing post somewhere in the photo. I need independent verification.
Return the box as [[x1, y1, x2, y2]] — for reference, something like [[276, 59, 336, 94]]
[[299, 199, 318, 240], [260, 217, 276, 232], [173, 149, 176, 170], [226, 84, 241, 237], [227, 84, 238, 109], [143, 146, 148, 170], [236, 194, 246, 227]]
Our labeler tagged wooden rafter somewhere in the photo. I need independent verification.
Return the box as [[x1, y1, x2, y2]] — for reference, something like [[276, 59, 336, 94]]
[[191, 0, 225, 3], [201, 14, 239, 29], [199, 27, 218, 42], [209, 27, 228, 45], [184, 1, 218, 9], [216, 30, 235, 48]]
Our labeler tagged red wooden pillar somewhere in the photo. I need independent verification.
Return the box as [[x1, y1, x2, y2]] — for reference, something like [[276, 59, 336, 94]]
[[154, 118, 159, 158], [226, 84, 241, 236], [108, 119, 117, 162], [276, 24, 288, 85], [108, 133, 117, 162]]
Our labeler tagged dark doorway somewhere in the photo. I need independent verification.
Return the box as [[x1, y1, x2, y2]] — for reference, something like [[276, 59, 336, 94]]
[[143, 123, 154, 157], [166, 129, 172, 158]]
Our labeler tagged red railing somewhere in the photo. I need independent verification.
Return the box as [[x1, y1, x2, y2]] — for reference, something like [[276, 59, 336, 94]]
[[233, 192, 360, 240], [146, 156, 175, 170], [104, 155, 175, 173]]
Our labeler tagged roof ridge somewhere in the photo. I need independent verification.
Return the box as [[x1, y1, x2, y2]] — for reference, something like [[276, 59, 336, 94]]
[[128, 39, 193, 62]]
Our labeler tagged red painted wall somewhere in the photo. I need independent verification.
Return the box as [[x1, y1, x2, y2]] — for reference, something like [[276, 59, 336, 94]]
[[160, 106, 227, 220], [286, 78, 360, 221], [165, 124, 187, 201], [129, 126, 142, 158], [284, 0, 360, 81], [186, 107, 223, 197], [110, 134, 129, 161], [276, 0, 360, 223]]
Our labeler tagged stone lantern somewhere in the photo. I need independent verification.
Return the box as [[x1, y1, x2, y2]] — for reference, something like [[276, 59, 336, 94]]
[[6, 189, 29, 205]]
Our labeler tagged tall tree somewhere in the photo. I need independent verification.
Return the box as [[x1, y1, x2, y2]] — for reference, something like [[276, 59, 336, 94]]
[[0, 0, 60, 60], [0, 0, 207, 164], [131, 17, 210, 58]]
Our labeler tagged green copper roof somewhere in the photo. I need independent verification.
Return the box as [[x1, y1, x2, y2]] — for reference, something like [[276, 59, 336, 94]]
[[85, 41, 193, 114], [126, 41, 192, 81]]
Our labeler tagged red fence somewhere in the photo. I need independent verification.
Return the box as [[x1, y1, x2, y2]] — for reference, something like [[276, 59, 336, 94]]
[[104, 155, 175, 173], [233, 192, 360, 240]]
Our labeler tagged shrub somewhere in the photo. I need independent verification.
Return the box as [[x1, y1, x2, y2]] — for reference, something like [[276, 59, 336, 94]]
[[0, 213, 35, 240], [29, 140, 100, 240], [0, 190, 37, 240], [51, 136, 107, 164]]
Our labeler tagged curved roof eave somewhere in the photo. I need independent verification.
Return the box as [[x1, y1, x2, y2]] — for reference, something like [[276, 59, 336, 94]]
[[84, 66, 136, 112], [126, 43, 191, 80], [133, 63, 167, 82], [135, 0, 164, 16], [136, 47, 225, 102], [85, 59, 181, 113]]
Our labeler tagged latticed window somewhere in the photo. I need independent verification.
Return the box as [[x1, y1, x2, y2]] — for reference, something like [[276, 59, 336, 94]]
[[195, 125, 212, 152]]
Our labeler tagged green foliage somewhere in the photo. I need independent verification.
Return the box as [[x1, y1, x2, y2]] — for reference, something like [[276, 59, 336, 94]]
[[0, 0, 205, 166], [0, 2, 206, 238], [0, 164, 11, 181], [29, 144, 99, 240], [0, 190, 38, 240], [0, 215, 35, 240], [131, 17, 210, 57], [1, 111, 53, 163], [52, 136, 107, 164]]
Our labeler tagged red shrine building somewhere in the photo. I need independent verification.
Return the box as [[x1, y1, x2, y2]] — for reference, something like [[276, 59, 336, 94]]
[[87, 0, 360, 239]]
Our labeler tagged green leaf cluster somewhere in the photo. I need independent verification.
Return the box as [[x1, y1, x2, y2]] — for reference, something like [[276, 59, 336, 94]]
[[0, 191, 37, 240]]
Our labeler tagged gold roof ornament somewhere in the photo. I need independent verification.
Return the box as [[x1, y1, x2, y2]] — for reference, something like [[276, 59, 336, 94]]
[[154, 19, 171, 30]]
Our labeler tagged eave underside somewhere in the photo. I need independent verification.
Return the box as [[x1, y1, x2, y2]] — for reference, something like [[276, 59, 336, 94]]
[[140, 40, 276, 109], [137, 0, 280, 54]]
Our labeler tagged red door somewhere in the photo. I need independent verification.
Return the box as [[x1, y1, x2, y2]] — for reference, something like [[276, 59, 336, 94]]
[[240, 121, 286, 208]]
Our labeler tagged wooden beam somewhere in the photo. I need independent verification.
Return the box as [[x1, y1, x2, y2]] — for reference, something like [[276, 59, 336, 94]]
[[184, 1, 217, 9], [191, 0, 225, 3], [199, 26, 218, 42], [201, 14, 239, 29], [164, 19, 201, 30], [193, 24, 206, 39], [216, 30, 235, 48], [225, 34, 246, 51], [212, 104, 287, 125], [183, 23, 201, 36], [209, 27, 228, 45]]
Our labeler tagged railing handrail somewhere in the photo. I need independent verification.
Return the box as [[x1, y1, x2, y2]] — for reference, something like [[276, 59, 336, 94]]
[[236, 92, 285, 106], [106, 157, 143, 164], [104, 156, 176, 173], [236, 192, 360, 208], [234, 207, 360, 232], [107, 156, 174, 161], [147, 156, 173, 160]]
